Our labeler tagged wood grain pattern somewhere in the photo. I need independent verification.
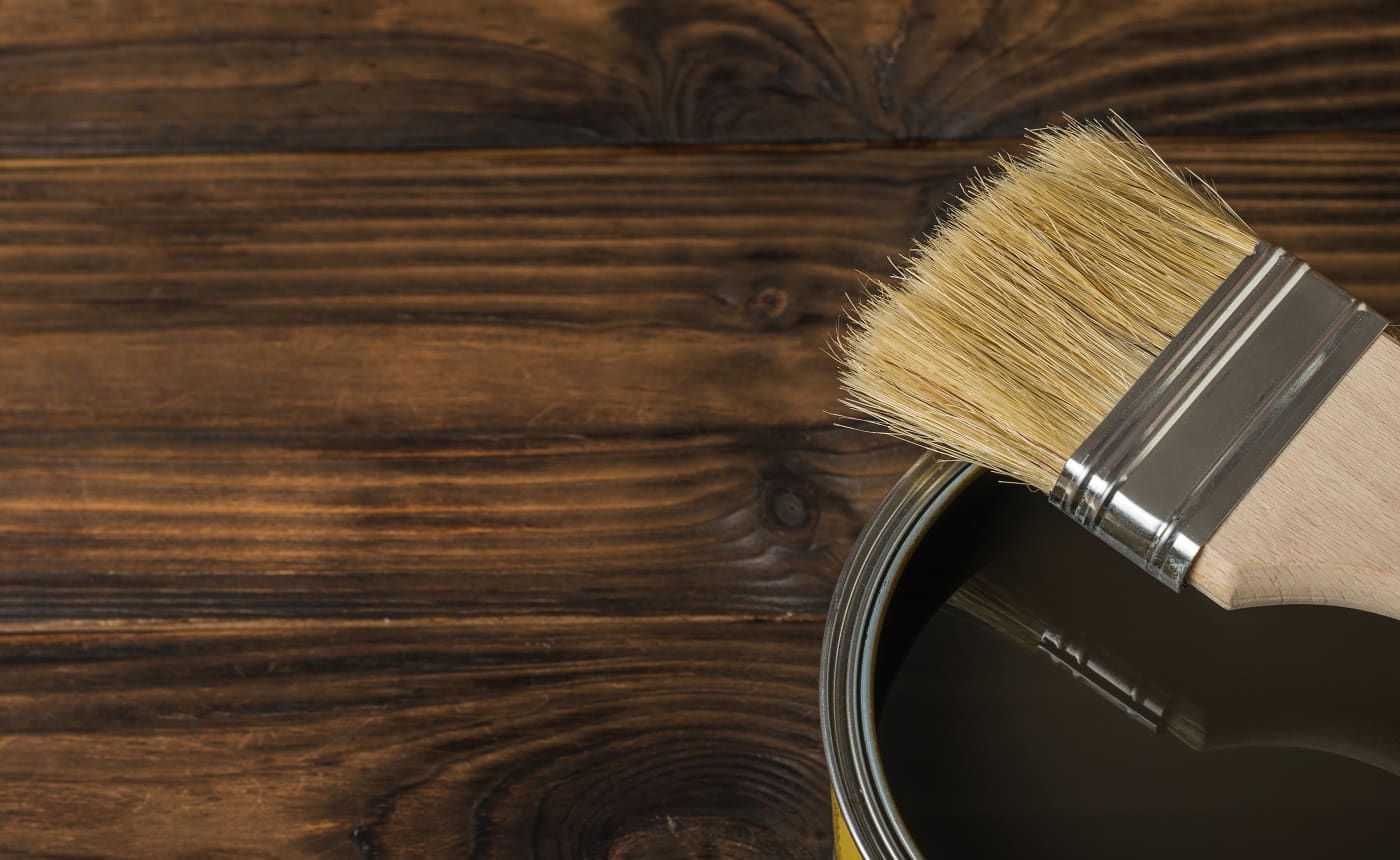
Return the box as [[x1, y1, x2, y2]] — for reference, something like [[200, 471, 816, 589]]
[[0, 428, 911, 622], [7, 1, 1400, 855], [3, 0, 1400, 155], [0, 146, 962, 435], [2, 138, 1400, 628], [0, 617, 828, 859], [4, 138, 1400, 435]]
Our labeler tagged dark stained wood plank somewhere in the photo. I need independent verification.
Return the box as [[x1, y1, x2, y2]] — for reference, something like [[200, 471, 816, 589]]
[[0, 146, 959, 435], [2, 136, 1400, 625], [0, 428, 913, 622], [2, 0, 1400, 155], [3, 138, 1400, 438], [0, 617, 829, 859]]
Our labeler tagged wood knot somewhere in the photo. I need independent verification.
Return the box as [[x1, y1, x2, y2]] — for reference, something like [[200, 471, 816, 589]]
[[767, 489, 808, 528], [760, 477, 818, 539], [746, 285, 789, 321]]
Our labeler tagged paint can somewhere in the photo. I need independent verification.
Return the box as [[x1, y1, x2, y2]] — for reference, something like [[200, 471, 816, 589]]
[[822, 455, 1400, 859]]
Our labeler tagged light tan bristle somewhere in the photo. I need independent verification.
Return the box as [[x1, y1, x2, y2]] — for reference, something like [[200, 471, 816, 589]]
[[838, 118, 1259, 491]]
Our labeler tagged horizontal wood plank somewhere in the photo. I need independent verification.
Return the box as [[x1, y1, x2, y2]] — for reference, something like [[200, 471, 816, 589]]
[[3, 138, 1400, 437], [0, 146, 965, 436], [0, 429, 912, 622], [0, 617, 828, 858], [2, 0, 1400, 155], [2, 137, 1399, 621]]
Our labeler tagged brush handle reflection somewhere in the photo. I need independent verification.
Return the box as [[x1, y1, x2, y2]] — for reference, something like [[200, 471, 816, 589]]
[[1037, 628, 1173, 732]]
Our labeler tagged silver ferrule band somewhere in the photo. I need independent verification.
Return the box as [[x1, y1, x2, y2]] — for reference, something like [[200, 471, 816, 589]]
[[1051, 242, 1387, 590]]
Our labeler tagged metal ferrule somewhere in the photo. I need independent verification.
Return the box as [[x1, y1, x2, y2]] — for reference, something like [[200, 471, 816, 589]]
[[1051, 242, 1387, 590]]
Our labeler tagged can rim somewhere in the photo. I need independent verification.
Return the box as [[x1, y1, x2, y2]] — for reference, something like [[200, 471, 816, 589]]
[[820, 455, 982, 859]]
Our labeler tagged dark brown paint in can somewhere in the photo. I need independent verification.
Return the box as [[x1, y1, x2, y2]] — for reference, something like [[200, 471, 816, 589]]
[[823, 457, 1400, 859]]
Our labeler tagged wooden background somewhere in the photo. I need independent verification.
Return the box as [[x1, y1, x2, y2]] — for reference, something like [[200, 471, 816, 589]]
[[2, 1, 1400, 857]]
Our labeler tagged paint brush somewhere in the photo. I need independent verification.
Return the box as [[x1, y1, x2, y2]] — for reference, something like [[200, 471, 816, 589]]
[[839, 118, 1400, 619]]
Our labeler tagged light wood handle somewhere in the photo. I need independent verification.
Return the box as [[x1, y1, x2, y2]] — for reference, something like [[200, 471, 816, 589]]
[[1191, 334, 1400, 619]]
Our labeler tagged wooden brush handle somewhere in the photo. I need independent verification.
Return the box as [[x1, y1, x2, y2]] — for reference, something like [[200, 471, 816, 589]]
[[1191, 334, 1400, 619]]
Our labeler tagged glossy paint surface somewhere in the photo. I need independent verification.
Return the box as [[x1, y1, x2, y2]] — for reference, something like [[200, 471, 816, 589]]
[[877, 476, 1400, 858]]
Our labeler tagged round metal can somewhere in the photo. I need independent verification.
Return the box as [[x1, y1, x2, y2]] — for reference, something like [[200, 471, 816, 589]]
[[821, 454, 1400, 859], [821, 455, 973, 860]]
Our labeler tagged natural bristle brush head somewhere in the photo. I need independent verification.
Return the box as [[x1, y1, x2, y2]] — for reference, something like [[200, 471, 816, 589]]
[[842, 117, 1400, 620], [837, 118, 1258, 492]]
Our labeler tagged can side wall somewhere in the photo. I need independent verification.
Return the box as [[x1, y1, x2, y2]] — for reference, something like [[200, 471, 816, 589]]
[[824, 457, 980, 860], [832, 791, 863, 859]]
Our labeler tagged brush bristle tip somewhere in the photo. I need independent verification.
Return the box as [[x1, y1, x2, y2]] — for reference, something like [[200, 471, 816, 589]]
[[838, 119, 1258, 490]]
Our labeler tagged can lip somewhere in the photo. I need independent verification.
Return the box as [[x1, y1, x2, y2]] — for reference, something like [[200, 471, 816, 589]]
[[820, 455, 982, 860]]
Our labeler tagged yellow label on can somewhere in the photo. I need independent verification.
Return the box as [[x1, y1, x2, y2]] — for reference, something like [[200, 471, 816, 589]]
[[831, 789, 863, 859]]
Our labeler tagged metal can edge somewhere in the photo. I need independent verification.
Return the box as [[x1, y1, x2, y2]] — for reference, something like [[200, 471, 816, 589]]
[[820, 456, 982, 859]]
